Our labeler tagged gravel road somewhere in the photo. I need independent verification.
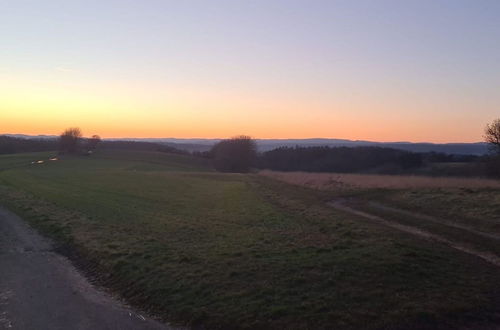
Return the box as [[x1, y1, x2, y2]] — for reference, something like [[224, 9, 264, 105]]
[[0, 206, 174, 330]]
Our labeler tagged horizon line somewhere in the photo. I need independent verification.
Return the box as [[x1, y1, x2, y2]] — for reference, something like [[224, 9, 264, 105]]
[[0, 133, 485, 145]]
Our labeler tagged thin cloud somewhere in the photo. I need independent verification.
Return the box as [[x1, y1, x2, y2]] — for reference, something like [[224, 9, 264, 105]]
[[55, 66, 77, 73]]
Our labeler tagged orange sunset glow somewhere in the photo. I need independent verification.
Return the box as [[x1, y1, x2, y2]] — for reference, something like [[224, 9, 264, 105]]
[[0, 73, 491, 142]]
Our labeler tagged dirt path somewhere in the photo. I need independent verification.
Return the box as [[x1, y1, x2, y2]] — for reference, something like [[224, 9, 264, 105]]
[[328, 199, 500, 267], [0, 206, 176, 330]]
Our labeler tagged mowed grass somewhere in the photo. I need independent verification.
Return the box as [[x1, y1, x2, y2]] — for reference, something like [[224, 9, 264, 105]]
[[1, 151, 500, 329]]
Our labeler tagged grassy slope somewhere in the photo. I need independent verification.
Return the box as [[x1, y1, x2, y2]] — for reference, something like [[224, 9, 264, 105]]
[[0, 150, 499, 329], [0, 151, 56, 170], [261, 171, 500, 256]]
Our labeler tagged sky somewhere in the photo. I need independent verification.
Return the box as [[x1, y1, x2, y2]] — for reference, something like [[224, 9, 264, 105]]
[[1, 0, 499, 142]]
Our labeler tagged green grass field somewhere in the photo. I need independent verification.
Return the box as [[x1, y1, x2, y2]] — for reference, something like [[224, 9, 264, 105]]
[[1, 150, 499, 329]]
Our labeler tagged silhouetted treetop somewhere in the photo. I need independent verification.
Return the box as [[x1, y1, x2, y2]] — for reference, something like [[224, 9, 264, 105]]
[[485, 118, 500, 155], [85, 135, 101, 153], [59, 127, 82, 154], [211, 136, 257, 173]]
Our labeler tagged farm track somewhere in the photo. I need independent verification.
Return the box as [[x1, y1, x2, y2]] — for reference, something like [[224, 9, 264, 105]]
[[368, 201, 500, 241], [328, 199, 500, 267]]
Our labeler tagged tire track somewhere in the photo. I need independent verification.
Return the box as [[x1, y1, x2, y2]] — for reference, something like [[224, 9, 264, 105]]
[[328, 199, 500, 267]]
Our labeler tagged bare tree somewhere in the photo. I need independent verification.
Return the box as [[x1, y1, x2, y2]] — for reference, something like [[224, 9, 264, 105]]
[[86, 135, 101, 152], [211, 135, 257, 172], [59, 127, 82, 154], [485, 119, 500, 155]]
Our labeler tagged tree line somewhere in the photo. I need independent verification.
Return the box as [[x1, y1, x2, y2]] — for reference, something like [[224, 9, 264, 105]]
[[59, 127, 187, 155], [0, 136, 57, 154], [0, 127, 186, 155], [257, 146, 424, 173], [59, 127, 101, 154], [206, 118, 500, 175], [1, 118, 499, 176]]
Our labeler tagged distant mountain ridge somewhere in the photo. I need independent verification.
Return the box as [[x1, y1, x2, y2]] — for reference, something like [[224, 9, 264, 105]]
[[100, 137, 491, 155], [1, 134, 489, 155], [2, 134, 59, 140]]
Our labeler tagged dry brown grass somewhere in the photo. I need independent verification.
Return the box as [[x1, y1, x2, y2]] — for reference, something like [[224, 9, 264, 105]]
[[259, 170, 500, 190]]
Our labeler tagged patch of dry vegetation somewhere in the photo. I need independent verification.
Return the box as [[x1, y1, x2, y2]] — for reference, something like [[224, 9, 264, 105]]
[[260, 170, 500, 190]]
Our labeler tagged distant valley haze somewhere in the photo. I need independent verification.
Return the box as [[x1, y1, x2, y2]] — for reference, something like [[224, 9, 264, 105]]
[[1, 134, 489, 155]]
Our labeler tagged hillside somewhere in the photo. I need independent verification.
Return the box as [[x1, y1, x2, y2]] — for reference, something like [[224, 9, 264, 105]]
[[0, 150, 499, 329]]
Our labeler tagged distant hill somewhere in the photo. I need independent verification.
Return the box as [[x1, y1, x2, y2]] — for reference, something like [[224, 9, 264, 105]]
[[121, 138, 489, 155], [1, 134, 489, 155], [254, 139, 489, 155], [2, 134, 58, 140]]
